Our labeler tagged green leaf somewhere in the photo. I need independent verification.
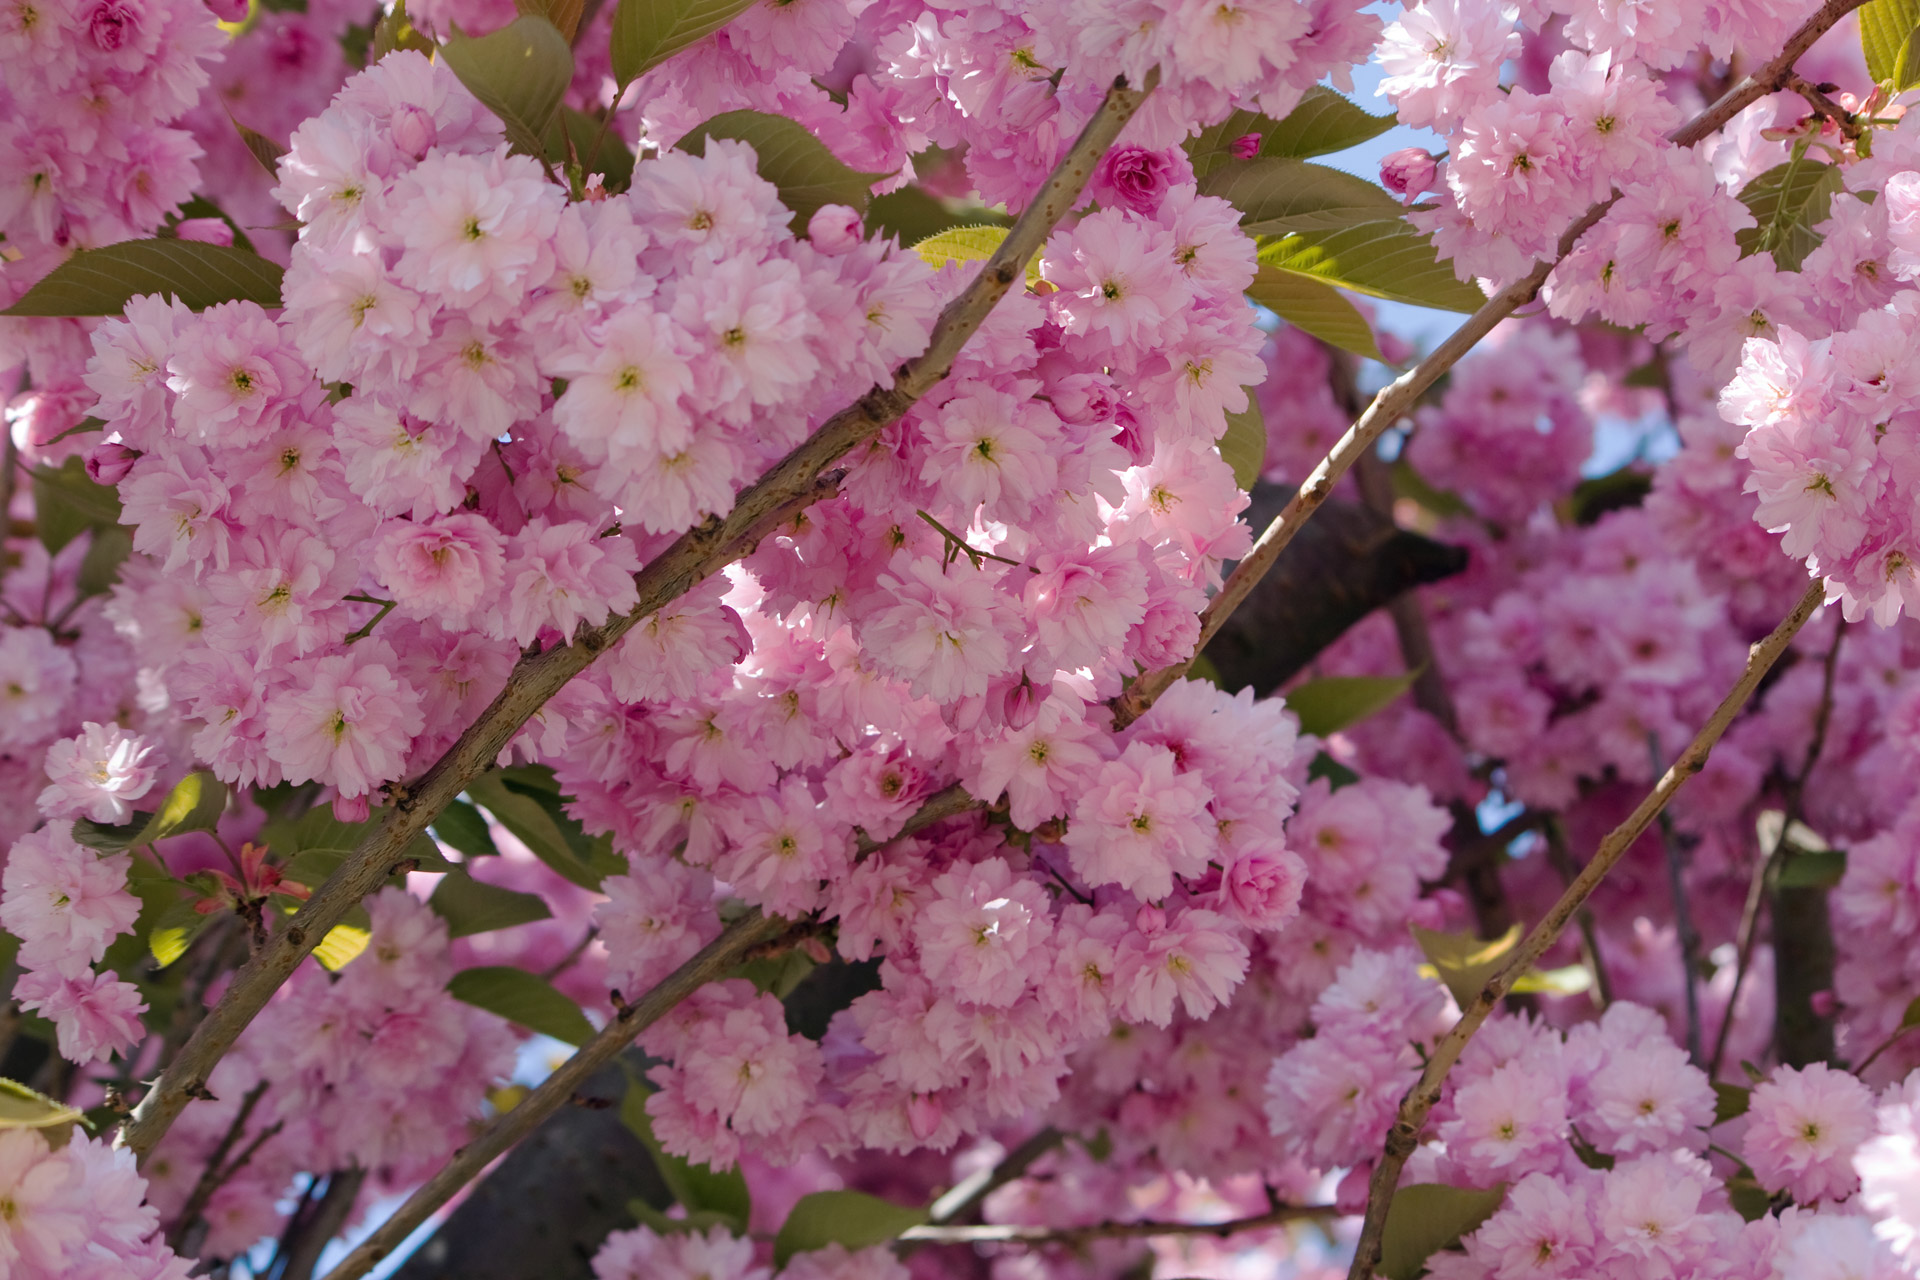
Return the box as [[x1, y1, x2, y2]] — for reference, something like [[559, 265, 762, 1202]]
[[731, 947, 815, 999], [76, 525, 134, 598], [1714, 1082, 1752, 1125], [1199, 157, 1403, 236], [450, 965, 595, 1045], [1565, 465, 1653, 526], [1247, 266, 1381, 360], [73, 813, 155, 853], [370, 0, 435, 60], [1901, 994, 1920, 1029], [0, 1079, 83, 1132], [911, 223, 1042, 287], [1284, 670, 1420, 737], [1410, 924, 1522, 1009], [32, 457, 123, 555], [1862, 0, 1920, 86], [1379, 1183, 1507, 1280], [1258, 221, 1487, 314], [314, 921, 371, 970], [609, 0, 757, 85], [135, 771, 229, 845], [1307, 750, 1360, 790], [433, 798, 501, 859], [467, 770, 621, 891], [547, 108, 636, 193], [1186, 88, 1396, 176], [441, 16, 574, 160], [1777, 847, 1847, 889], [1216, 391, 1265, 492], [148, 896, 213, 968], [620, 1077, 752, 1231], [1, 239, 284, 317], [867, 185, 1006, 243], [676, 111, 884, 234], [1391, 458, 1473, 520], [774, 1190, 929, 1267], [1508, 963, 1593, 997], [517, 0, 585, 42], [1735, 155, 1846, 271], [429, 870, 552, 938], [261, 804, 453, 876]]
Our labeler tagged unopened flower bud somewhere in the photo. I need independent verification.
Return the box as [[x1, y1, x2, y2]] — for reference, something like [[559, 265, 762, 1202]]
[[173, 217, 232, 246], [1379, 147, 1439, 202], [806, 204, 864, 254], [84, 441, 139, 486]]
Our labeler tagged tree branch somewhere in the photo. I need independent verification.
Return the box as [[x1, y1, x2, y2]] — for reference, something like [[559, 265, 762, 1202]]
[[165, 1080, 270, 1252], [1110, 0, 1869, 728], [925, 1127, 1066, 1226], [1343, 579, 1826, 1280], [900, 1202, 1338, 1246], [117, 71, 1157, 1163], [317, 911, 793, 1280]]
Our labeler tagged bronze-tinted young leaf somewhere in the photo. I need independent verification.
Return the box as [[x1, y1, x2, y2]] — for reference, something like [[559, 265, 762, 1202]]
[[1247, 266, 1382, 359], [2, 239, 284, 317], [441, 16, 574, 160], [227, 110, 288, 178], [1736, 156, 1847, 271], [1259, 220, 1487, 313], [1216, 391, 1266, 491], [609, 0, 757, 85], [448, 966, 596, 1045], [677, 110, 885, 234], [1187, 87, 1396, 176], [516, 0, 585, 42], [1199, 156, 1403, 236]]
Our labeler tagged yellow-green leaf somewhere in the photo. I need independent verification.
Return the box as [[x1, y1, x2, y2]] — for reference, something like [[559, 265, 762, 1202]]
[[1380, 1183, 1507, 1280], [314, 921, 371, 970], [1735, 155, 1846, 272], [148, 896, 212, 968], [1284, 671, 1420, 738], [1247, 266, 1381, 360], [1862, 0, 1920, 87], [2, 239, 284, 317], [0, 1079, 83, 1132], [675, 111, 884, 234], [441, 16, 574, 160], [1411, 924, 1521, 1008], [1217, 390, 1265, 491], [1259, 221, 1487, 313], [516, 0, 584, 42], [136, 771, 229, 845], [371, 0, 434, 60]]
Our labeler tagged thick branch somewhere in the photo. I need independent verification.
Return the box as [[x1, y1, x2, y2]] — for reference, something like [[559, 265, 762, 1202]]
[[1111, 0, 1868, 727], [1343, 579, 1826, 1280], [901, 1202, 1337, 1246], [318, 911, 792, 1280], [118, 72, 1156, 1162]]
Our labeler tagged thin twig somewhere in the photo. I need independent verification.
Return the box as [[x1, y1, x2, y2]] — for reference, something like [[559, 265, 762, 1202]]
[[901, 1202, 1338, 1246], [541, 926, 599, 981], [1542, 818, 1612, 1010], [1708, 614, 1847, 1078], [165, 1081, 271, 1250], [1649, 734, 1706, 1064], [1786, 74, 1865, 141], [1110, 0, 1868, 728], [1344, 580, 1826, 1280], [926, 1127, 1066, 1226], [1854, 1022, 1920, 1077], [118, 72, 1156, 1163], [271, 1167, 367, 1280], [316, 911, 793, 1280]]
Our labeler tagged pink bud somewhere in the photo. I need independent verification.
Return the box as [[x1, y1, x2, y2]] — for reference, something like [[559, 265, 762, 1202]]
[[999, 675, 1042, 730], [84, 441, 140, 486], [1379, 147, 1439, 203], [907, 1093, 943, 1141], [1811, 988, 1837, 1017], [332, 792, 372, 823], [173, 217, 233, 247], [391, 104, 438, 159], [1229, 133, 1262, 160], [806, 204, 865, 254], [1134, 903, 1167, 934]]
